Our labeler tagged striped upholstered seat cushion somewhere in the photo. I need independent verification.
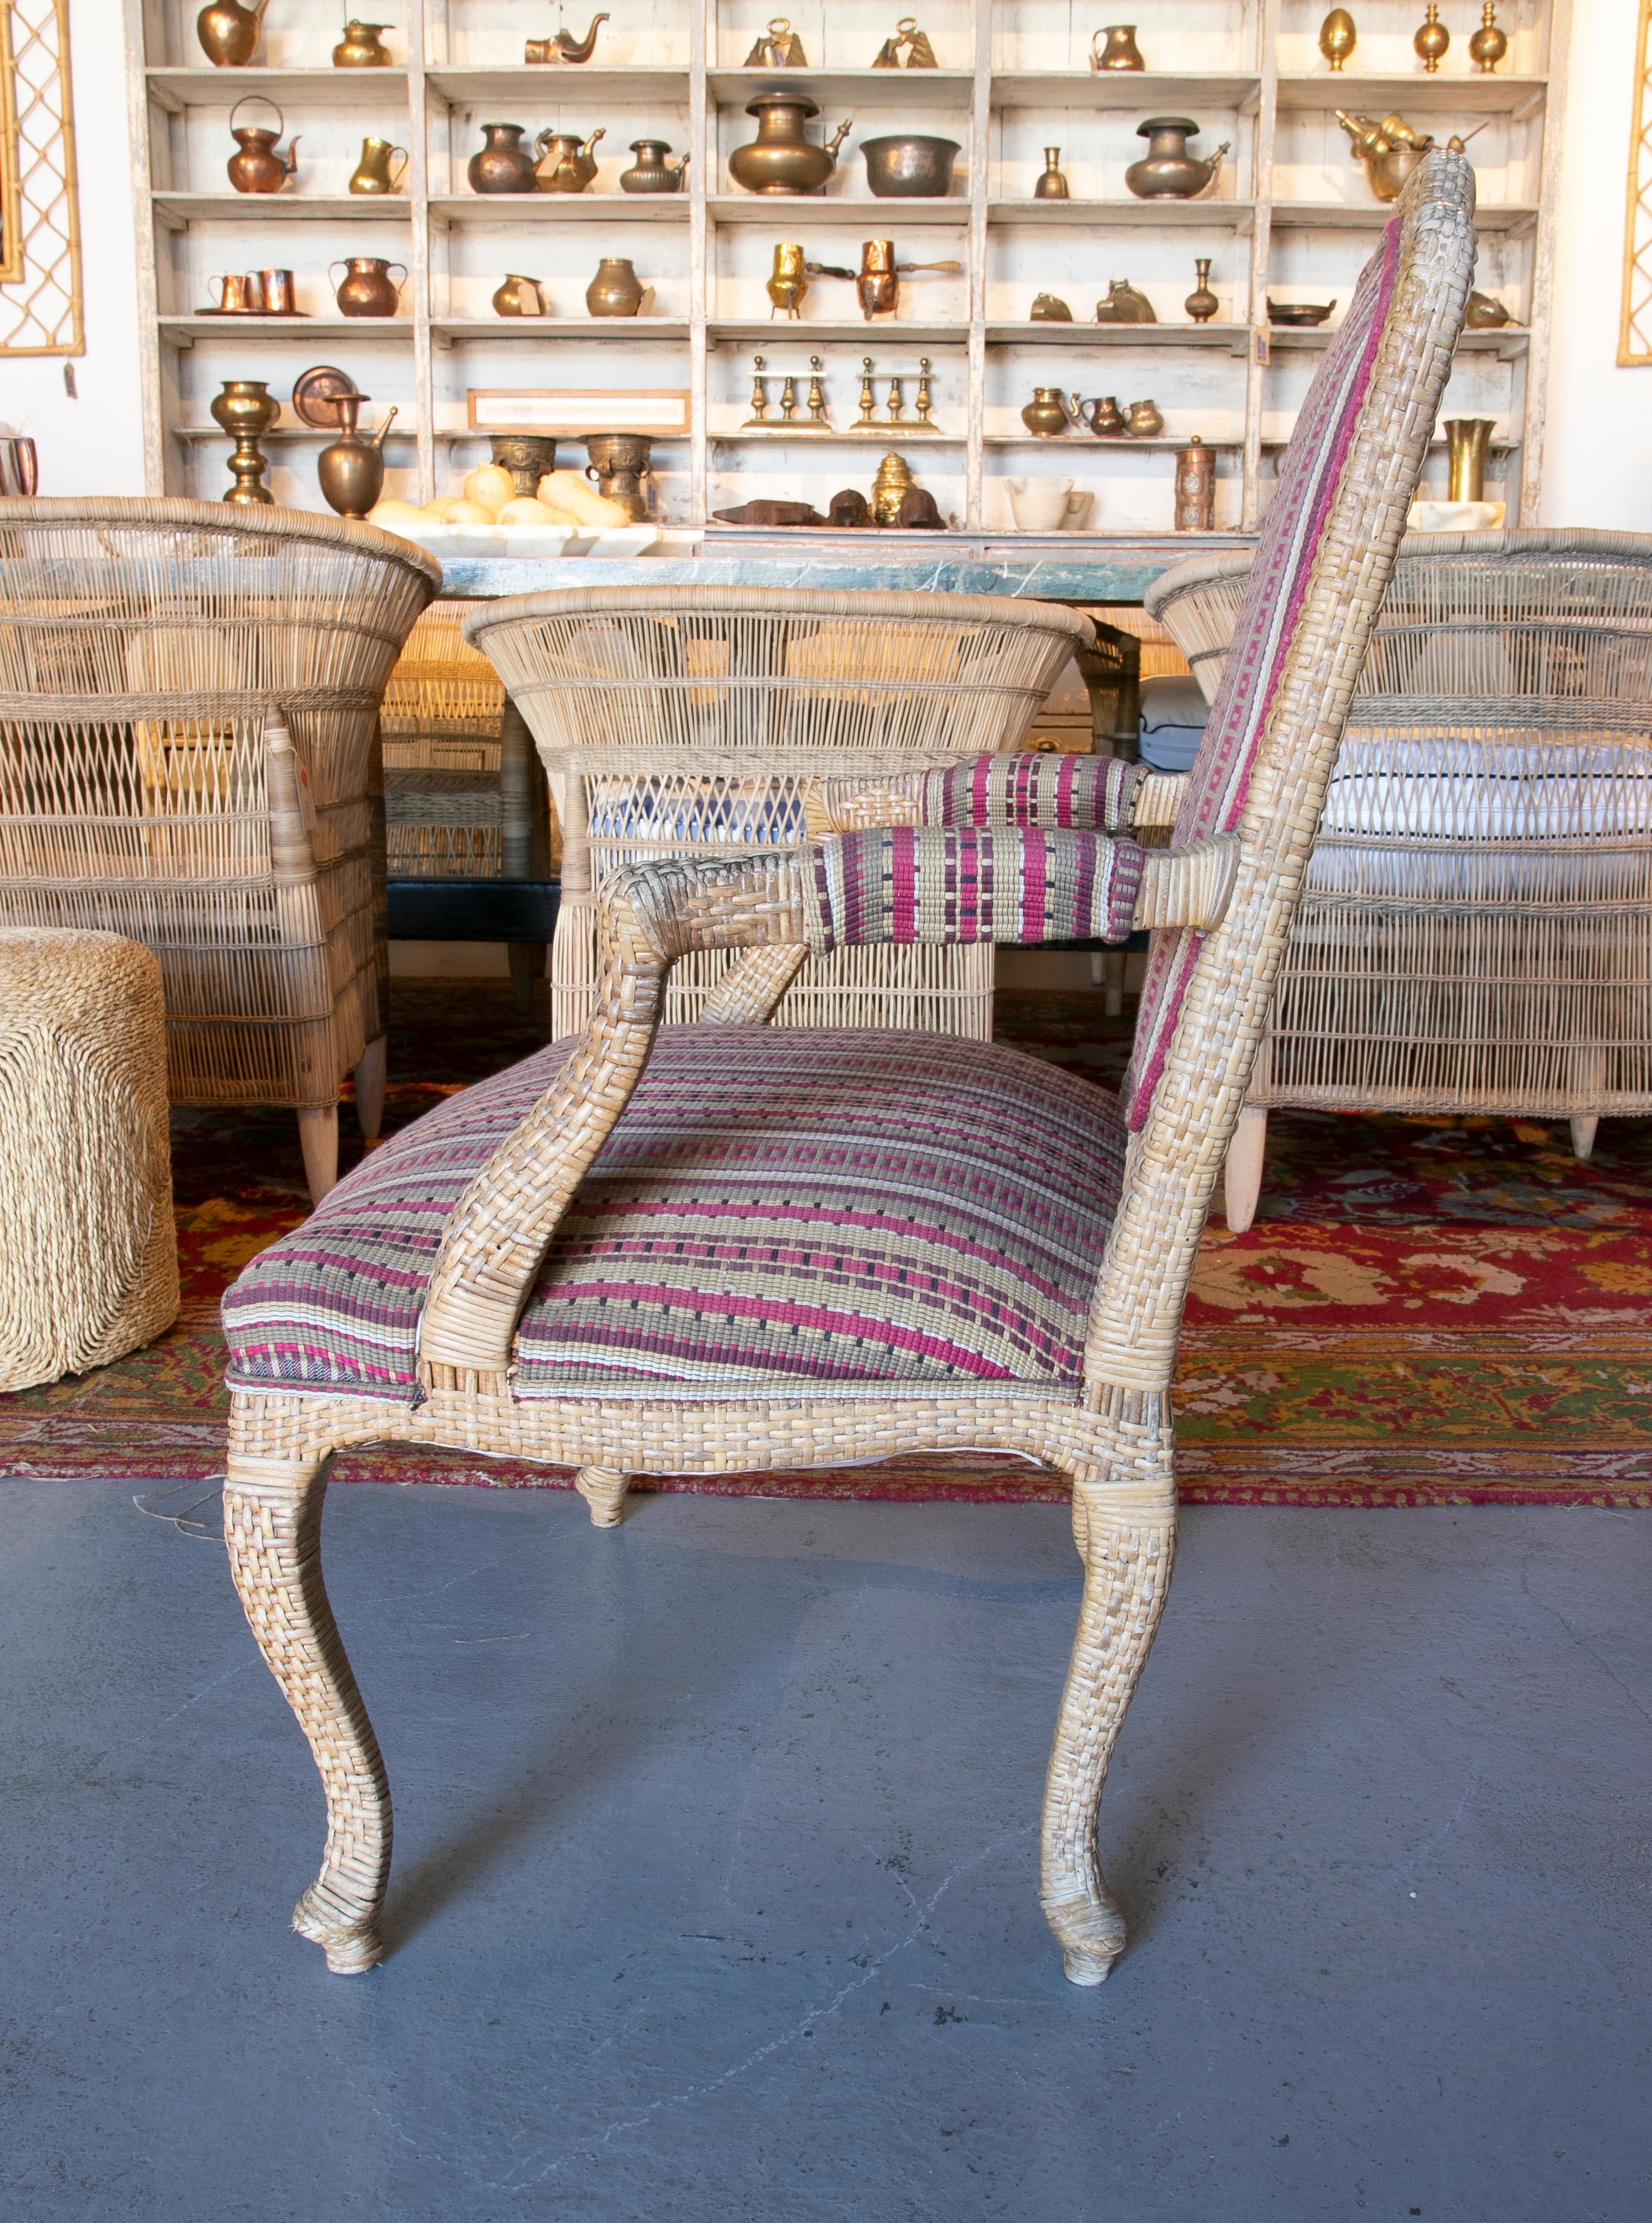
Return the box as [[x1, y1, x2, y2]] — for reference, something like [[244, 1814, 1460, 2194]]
[[223, 1026, 1127, 1401]]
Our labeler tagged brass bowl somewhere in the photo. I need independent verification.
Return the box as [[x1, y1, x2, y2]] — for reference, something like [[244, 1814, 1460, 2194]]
[[1359, 145, 1431, 204], [1267, 299, 1336, 328]]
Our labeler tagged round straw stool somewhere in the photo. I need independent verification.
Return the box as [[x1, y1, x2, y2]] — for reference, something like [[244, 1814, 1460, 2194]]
[[0, 928, 179, 1391]]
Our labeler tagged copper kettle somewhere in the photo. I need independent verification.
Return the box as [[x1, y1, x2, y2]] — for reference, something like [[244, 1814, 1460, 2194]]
[[226, 97, 299, 194]]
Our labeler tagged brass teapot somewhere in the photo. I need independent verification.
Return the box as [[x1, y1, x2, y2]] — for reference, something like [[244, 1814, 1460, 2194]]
[[525, 11, 607, 63], [1124, 116, 1230, 200], [226, 97, 299, 193], [1021, 387, 1080, 438], [620, 138, 689, 193], [535, 126, 605, 191], [197, 0, 269, 67], [332, 19, 393, 66]]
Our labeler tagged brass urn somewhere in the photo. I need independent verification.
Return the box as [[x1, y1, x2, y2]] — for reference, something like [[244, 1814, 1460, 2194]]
[[210, 379, 280, 505]]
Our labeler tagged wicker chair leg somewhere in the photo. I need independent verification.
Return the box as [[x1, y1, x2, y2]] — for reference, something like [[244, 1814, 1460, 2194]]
[[223, 1453, 392, 1974], [1041, 1487, 1177, 1986], [574, 1465, 631, 1526], [1089, 950, 1127, 1018], [296, 1107, 339, 1203], [354, 1036, 388, 1142], [1222, 1106, 1267, 1233], [1570, 1114, 1598, 1162]]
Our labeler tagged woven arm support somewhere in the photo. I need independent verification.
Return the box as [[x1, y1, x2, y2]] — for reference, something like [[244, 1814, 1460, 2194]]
[[1133, 773, 1188, 829], [808, 752, 1148, 836]]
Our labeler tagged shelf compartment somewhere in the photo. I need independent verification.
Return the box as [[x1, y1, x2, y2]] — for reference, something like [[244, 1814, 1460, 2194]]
[[425, 65, 691, 105], [709, 320, 969, 343], [1272, 199, 1540, 233], [1274, 72, 1548, 117], [710, 427, 966, 443], [429, 193, 691, 223], [988, 199, 1256, 230], [706, 194, 968, 226], [990, 72, 1262, 114], [984, 434, 1244, 451], [158, 315, 416, 338], [171, 423, 418, 441], [153, 193, 412, 225], [986, 322, 1252, 349], [429, 316, 691, 339], [706, 68, 976, 110], [1265, 323, 1529, 359], [145, 67, 410, 111]]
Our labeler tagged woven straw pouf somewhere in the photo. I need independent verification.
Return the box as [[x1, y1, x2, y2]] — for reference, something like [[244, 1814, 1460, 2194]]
[[0, 929, 179, 1391]]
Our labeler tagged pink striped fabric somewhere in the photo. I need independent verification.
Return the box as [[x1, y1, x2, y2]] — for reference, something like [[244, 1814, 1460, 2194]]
[[1121, 216, 1403, 1130], [804, 826, 1144, 952], [222, 1026, 1129, 1399], [921, 752, 1146, 833]]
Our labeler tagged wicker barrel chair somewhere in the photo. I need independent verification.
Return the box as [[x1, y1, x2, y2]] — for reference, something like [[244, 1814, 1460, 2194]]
[[0, 500, 439, 1200], [1147, 530, 1652, 1229], [493, 586, 1095, 1040], [216, 158, 1473, 1983]]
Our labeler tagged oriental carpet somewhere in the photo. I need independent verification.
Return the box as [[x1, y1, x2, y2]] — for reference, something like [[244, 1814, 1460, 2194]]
[[4, 985, 1648, 1507]]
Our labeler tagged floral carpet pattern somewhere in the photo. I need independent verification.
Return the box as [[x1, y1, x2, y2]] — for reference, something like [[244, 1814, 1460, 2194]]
[[3, 985, 1648, 1505]]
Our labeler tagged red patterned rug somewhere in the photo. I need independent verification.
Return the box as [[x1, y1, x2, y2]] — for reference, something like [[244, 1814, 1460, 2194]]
[[4, 984, 1648, 1506]]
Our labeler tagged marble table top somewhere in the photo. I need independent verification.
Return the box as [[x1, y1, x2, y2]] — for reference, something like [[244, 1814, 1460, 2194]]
[[436, 531, 1257, 604]]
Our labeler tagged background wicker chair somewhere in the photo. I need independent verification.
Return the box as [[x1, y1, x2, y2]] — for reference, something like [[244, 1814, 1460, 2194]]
[[491, 586, 1095, 1039], [216, 157, 1474, 1984], [1147, 530, 1652, 1229], [0, 499, 438, 1200]]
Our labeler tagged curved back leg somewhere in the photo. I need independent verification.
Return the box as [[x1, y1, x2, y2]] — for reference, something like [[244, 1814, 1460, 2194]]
[[223, 1451, 392, 1973]]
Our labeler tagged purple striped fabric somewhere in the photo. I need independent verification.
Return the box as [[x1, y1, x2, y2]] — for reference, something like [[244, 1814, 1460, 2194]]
[[222, 1027, 1128, 1400], [1121, 216, 1403, 1131], [804, 827, 1144, 952], [921, 753, 1146, 833]]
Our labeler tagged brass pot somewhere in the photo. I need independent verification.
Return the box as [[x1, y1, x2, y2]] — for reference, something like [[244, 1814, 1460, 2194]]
[[620, 139, 688, 193], [1034, 147, 1068, 200], [728, 94, 852, 196], [1124, 398, 1164, 437], [197, 0, 267, 67], [585, 256, 645, 316], [349, 136, 407, 194], [1021, 386, 1076, 437], [860, 134, 961, 197], [226, 98, 299, 193], [535, 127, 605, 192], [492, 273, 546, 316], [1124, 116, 1229, 200], [330, 254, 405, 316], [1079, 395, 1126, 436], [585, 432, 653, 520], [468, 123, 540, 194], [1358, 144, 1431, 203], [490, 434, 558, 495], [1094, 278, 1155, 324], [332, 18, 393, 66]]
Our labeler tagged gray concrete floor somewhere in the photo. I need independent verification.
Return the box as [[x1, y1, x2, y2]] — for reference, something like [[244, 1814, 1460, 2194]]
[[2, 1482, 1648, 2222]]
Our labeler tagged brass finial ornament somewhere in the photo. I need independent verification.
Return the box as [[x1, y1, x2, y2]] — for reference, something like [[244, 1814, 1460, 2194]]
[[1413, 5, 1449, 71], [1317, 9, 1356, 71], [1468, 2, 1507, 71], [741, 355, 771, 427]]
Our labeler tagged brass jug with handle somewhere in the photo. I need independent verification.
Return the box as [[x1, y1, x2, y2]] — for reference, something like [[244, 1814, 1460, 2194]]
[[329, 255, 406, 317], [535, 127, 605, 191], [349, 137, 408, 194]]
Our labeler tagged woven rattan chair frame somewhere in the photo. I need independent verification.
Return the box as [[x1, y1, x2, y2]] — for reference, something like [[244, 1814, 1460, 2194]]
[[221, 158, 1474, 1984], [478, 584, 1094, 1040], [0, 499, 439, 1200], [1147, 529, 1652, 1226]]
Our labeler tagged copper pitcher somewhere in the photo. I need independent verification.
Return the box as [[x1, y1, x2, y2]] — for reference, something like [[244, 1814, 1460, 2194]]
[[226, 97, 299, 194], [197, 0, 269, 66], [330, 255, 406, 317]]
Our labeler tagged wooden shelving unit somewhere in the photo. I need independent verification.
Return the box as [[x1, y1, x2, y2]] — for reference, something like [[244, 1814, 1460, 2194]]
[[125, 0, 1569, 535]]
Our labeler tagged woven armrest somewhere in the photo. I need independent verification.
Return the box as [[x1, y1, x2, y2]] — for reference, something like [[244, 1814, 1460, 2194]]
[[1133, 773, 1188, 829]]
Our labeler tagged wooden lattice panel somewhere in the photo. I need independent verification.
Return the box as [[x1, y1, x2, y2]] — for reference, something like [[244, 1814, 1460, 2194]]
[[1621, 0, 1652, 364], [0, 0, 82, 355]]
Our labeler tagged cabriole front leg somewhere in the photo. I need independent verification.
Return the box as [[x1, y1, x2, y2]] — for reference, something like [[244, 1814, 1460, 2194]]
[[1041, 1478, 1177, 1986], [223, 1450, 392, 1973]]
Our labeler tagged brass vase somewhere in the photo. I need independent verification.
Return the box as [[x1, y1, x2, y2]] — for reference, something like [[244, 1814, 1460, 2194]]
[[1184, 257, 1219, 323], [210, 378, 280, 505], [1034, 148, 1069, 200], [1445, 418, 1494, 502], [317, 399, 397, 519], [585, 257, 644, 316], [1174, 437, 1216, 530]]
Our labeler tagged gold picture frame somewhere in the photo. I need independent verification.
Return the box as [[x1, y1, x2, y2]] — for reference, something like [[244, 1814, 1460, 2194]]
[[0, 0, 83, 353]]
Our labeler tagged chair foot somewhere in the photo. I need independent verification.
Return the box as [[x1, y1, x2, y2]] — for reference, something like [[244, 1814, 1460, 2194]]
[[1090, 950, 1127, 1019], [1570, 1114, 1598, 1162], [297, 1106, 339, 1203], [223, 1452, 392, 1973], [574, 1465, 630, 1526], [1222, 1106, 1267, 1232], [1042, 1482, 1177, 1987], [353, 1036, 387, 1142]]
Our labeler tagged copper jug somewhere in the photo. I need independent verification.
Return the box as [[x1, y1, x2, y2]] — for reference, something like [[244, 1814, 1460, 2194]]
[[330, 255, 406, 317], [226, 97, 299, 194], [535, 127, 605, 191], [332, 18, 392, 65], [349, 136, 408, 194], [317, 399, 399, 518], [197, 0, 269, 66], [468, 123, 540, 194]]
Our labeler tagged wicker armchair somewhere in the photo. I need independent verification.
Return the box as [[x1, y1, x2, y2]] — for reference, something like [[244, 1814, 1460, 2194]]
[[495, 585, 1094, 1039], [0, 500, 438, 1200], [217, 157, 1474, 1983], [1147, 530, 1652, 1229]]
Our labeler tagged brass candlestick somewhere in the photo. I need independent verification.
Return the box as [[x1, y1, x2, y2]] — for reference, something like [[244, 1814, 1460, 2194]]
[[805, 357, 829, 428], [741, 355, 772, 427], [915, 358, 935, 428], [778, 372, 798, 424], [885, 373, 905, 425], [855, 358, 879, 429], [210, 378, 280, 505]]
